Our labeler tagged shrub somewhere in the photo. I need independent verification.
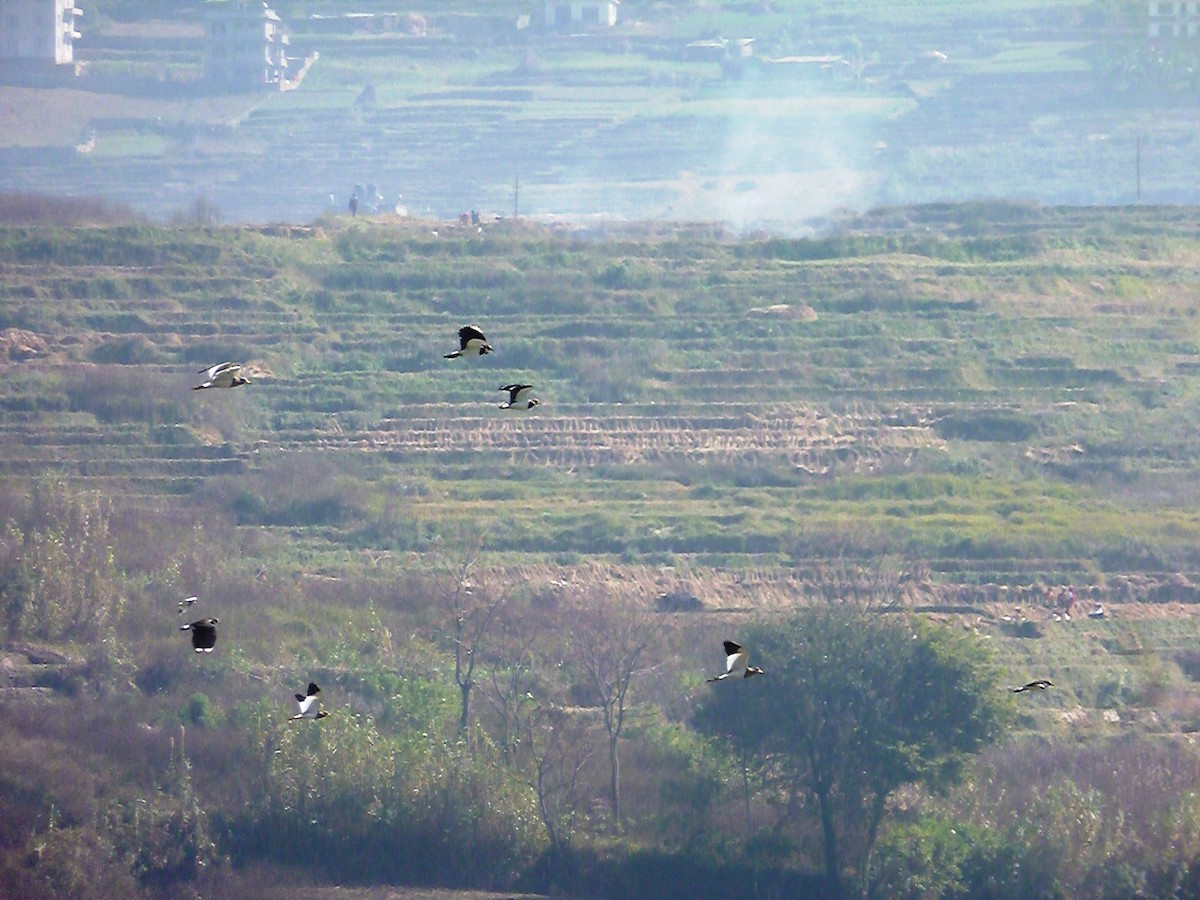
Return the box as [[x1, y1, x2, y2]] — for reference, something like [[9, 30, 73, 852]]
[[0, 479, 124, 643], [181, 693, 222, 730]]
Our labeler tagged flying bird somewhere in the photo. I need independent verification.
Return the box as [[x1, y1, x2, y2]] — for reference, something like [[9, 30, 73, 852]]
[[499, 383, 539, 410], [178, 595, 197, 615], [180, 618, 219, 653], [194, 362, 250, 390], [290, 682, 330, 720], [444, 325, 493, 359], [707, 640, 765, 682], [1011, 679, 1053, 693]]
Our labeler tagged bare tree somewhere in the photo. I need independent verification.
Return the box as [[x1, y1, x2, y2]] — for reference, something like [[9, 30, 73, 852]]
[[481, 603, 540, 759], [435, 530, 504, 739], [568, 596, 660, 829], [791, 526, 925, 611], [524, 708, 594, 850]]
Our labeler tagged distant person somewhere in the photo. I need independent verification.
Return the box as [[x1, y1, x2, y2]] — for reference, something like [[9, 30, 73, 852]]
[[471, 209, 480, 226], [349, 194, 359, 217]]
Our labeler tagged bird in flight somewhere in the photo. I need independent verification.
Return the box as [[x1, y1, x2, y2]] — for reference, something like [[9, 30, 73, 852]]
[[194, 362, 250, 390], [290, 682, 330, 720], [1011, 679, 1053, 693], [178, 595, 197, 615], [707, 640, 765, 681], [444, 325, 493, 359], [499, 383, 539, 410], [180, 617, 219, 653]]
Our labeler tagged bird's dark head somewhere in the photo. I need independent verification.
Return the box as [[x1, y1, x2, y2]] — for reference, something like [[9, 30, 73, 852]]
[[480, 345, 493, 355], [315, 710, 331, 719], [745, 666, 765, 678], [527, 398, 540, 409], [233, 376, 250, 387]]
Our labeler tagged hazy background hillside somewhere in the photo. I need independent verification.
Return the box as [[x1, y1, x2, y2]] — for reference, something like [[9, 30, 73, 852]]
[[1, 0, 1196, 227]]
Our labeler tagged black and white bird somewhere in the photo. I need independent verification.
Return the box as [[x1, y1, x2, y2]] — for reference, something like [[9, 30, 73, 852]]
[[707, 640, 765, 682], [499, 383, 539, 410], [444, 325, 493, 359], [194, 362, 250, 390], [1011, 679, 1053, 693], [180, 618, 219, 653], [290, 682, 330, 720], [178, 595, 197, 615]]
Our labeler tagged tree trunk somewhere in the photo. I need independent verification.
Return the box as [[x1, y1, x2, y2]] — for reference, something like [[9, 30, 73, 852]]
[[608, 733, 621, 828], [817, 787, 842, 900], [859, 792, 888, 899], [741, 746, 751, 824], [458, 678, 471, 734]]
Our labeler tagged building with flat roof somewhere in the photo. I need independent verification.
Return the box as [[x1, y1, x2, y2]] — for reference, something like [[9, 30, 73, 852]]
[[0, 0, 81, 69], [204, 0, 289, 89], [544, 1, 618, 29], [1149, 1, 1200, 37]]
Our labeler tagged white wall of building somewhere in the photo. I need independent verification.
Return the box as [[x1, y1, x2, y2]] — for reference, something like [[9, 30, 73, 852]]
[[0, 0, 81, 65]]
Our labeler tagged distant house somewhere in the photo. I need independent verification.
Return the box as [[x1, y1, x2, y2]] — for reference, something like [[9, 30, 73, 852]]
[[544, 0, 618, 29], [204, 0, 290, 89], [1148, 1, 1200, 37], [308, 12, 419, 35], [0, 0, 81, 70], [684, 38, 755, 63]]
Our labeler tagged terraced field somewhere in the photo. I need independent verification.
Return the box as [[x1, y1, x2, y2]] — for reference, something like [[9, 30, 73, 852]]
[[3, 205, 1200, 603], [8, 202, 1200, 898]]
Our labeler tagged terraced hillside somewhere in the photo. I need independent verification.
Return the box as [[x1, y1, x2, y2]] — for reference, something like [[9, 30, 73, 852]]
[[9, 203, 1200, 898], [1, 3, 1196, 223], [2, 204, 1200, 601]]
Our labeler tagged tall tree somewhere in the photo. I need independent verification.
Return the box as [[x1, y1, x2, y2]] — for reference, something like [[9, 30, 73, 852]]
[[694, 607, 1010, 898], [435, 530, 503, 738], [568, 596, 660, 829]]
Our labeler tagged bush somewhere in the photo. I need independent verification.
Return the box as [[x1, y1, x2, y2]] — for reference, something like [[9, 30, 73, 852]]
[[181, 693, 222, 730], [872, 817, 1065, 900], [0, 480, 124, 643]]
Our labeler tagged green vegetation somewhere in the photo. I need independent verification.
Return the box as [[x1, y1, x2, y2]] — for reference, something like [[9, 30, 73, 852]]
[[2, 202, 1200, 895], [695, 608, 1010, 898]]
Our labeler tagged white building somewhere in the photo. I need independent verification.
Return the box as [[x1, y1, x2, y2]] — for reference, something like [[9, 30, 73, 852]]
[[544, 0, 618, 29], [1148, 1, 1200, 37], [204, 0, 289, 89], [0, 0, 81, 67]]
